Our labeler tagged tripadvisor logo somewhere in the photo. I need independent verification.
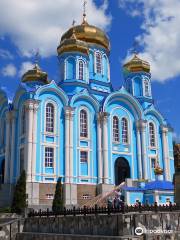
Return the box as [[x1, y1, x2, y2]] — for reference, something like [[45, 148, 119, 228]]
[[135, 227, 173, 235], [135, 227, 144, 236]]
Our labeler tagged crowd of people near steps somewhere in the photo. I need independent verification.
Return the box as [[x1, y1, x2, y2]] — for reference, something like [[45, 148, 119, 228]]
[[107, 190, 125, 209]]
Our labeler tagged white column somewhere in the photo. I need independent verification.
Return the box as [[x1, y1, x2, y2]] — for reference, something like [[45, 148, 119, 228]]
[[97, 113, 103, 184], [154, 191, 159, 204], [64, 107, 70, 183], [140, 120, 148, 180], [136, 121, 142, 179], [10, 111, 17, 183], [31, 101, 39, 182], [4, 112, 11, 183], [25, 101, 34, 182], [69, 108, 74, 183], [102, 112, 109, 184], [161, 125, 170, 181]]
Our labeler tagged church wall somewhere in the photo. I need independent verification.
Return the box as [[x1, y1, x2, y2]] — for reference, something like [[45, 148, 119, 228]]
[[13, 92, 30, 183], [144, 194, 154, 204], [170, 159, 175, 181], [128, 192, 144, 205], [12, 113, 18, 183], [168, 132, 175, 180], [35, 91, 65, 183], [133, 77, 143, 97], [59, 53, 89, 82], [106, 99, 138, 183], [72, 99, 98, 184], [77, 184, 97, 206], [145, 114, 163, 181], [0, 103, 8, 150], [158, 193, 174, 204], [89, 47, 109, 83]]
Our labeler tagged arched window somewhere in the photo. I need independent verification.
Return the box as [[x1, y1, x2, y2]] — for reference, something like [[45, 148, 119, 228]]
[[113, 116, 119, 142], [46, 103, 54, 133], [96, 52, 102, 74], [78, 60, 84, 80], [21, 107, 26, 135], [122, 118, 128, 144], [66, 57, 75, 79], [144, 80, 149, 96], [149, 122, 156, 147], [80, 109, 88, 138]]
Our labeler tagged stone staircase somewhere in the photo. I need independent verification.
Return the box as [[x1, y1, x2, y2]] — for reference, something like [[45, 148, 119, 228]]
[[81, 182, 125, 208]]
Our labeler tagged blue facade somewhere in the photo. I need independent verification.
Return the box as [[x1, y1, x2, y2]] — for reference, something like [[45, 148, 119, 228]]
[[0, 18, 175, 207]]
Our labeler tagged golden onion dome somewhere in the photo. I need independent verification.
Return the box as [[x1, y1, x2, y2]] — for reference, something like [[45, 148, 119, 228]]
[[57, 29, 89, 55], [57, 21, 110, 55], [123, 54, 150, 73], [22, 63, 49, 84]]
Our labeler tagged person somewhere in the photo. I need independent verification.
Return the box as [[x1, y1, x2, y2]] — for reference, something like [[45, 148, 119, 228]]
[[107, 198, 113, 208], [114, 196, 120, 209]]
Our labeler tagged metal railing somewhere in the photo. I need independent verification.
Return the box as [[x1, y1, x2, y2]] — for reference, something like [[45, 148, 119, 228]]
[[28, 202, 180, 218], [0, 218, 22, 240]]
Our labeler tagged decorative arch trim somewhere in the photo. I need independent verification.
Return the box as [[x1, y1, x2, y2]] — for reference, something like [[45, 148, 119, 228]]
[[103, 89, 143, 120], [144, 108, 165, 125], [70, 89, 100, 112], [35, 80, 69, 106], [13, 86, 28, 109]]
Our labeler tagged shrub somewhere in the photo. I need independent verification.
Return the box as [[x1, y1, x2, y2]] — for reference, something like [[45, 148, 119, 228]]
[[11, 170, 27, 214], [52, 177, 63, 212]]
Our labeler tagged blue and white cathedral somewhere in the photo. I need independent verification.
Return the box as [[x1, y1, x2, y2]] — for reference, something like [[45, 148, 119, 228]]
[[0, 13, 175, 208]]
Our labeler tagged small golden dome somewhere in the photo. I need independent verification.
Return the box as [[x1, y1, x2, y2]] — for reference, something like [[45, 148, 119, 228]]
[[154, 166, 164, 175], [123, 54, 150, 73], [22, 64, 49, 84], [57, 23, 110, 55], [57, 29, 89, 55]]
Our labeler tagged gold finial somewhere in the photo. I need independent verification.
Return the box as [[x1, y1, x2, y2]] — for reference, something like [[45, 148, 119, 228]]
[[131, 40, 139, 56], [34, 50, 40, 69], [71, 26, 77, 40], [72, 20, 76, 27], [82, 0, 88, 24]]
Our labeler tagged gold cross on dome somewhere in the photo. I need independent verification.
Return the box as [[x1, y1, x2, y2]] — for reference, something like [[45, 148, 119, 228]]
[[83, 0, 87, 17], [72, 20, 76, 26], [34, 50, 40, 65], [131, 40, 140, 56]]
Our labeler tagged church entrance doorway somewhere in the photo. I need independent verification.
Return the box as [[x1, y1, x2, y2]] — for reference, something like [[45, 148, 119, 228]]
[[0, 159, 5, 184], [114, 157, 130, 185]]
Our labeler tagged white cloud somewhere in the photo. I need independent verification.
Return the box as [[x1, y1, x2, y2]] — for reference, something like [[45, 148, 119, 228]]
[[2, 64, 17, 77], [0, 0, 111, 58], [119, 0, 180, 82], [0, 49, 14, 59], [19, 62, 34, 77]]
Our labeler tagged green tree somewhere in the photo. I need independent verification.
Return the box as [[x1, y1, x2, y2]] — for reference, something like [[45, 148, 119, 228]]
[[52, 177, 63, 212], [11, 170, 27, 214]]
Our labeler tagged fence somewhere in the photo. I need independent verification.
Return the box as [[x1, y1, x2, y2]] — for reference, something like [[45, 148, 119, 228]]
[[0, 218, 23, 240], [28, 202, 180, 218]]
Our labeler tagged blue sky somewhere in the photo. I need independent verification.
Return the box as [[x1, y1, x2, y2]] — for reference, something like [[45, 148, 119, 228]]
[[0, 0, 180, 142]]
